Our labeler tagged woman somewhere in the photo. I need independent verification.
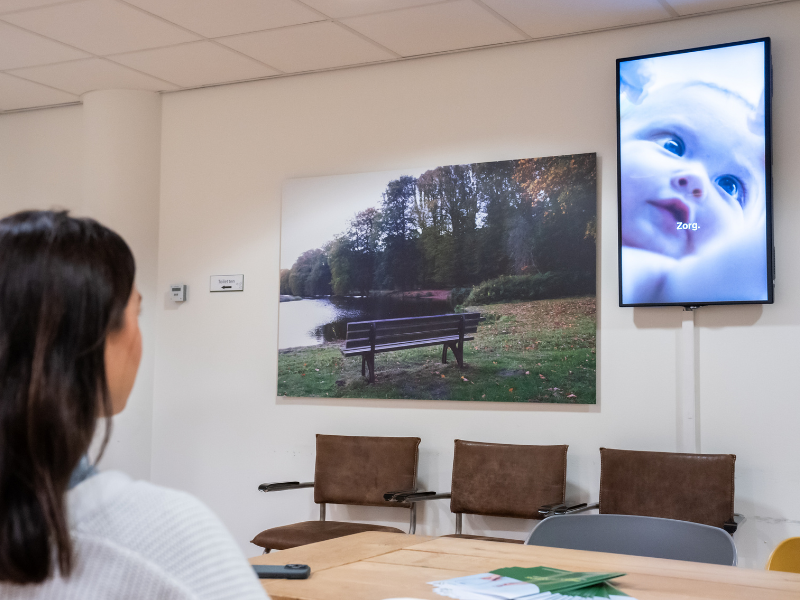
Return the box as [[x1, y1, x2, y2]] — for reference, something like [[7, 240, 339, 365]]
[[0, 211, 268, 599]]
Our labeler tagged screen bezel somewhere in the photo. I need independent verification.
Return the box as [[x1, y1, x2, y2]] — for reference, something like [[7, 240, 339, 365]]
[[616, 37, 774, 308]]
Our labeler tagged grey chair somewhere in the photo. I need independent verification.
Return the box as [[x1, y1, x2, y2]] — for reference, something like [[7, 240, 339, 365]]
[[525, 514, 737, 566]]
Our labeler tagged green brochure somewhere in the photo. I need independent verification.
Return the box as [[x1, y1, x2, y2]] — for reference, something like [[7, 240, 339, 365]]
[[567, 582, 631, 598], [490, 566, 626, 594]]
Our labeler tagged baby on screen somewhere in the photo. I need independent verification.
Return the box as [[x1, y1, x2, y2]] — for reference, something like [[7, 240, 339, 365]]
[[619, 69, 768, 305]]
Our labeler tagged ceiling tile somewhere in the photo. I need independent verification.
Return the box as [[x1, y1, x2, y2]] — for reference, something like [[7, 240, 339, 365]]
[[665, 0, 769, 16], [9, 57, 179, 95], [124, 0, 323, 38], [0, 21, 90, 69], [109, 41, 279, 88], [480, 0, 670, 39], [217, 21, 395, 73], [2, 0, 199, 55], [341, 0, 526, 57], [0, 71, 78, 110], [0, 0, 72, 14], [299, 0, 445, 19]]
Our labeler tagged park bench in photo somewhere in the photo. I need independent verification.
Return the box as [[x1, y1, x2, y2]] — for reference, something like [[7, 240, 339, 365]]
[[342, 313, 482, 383]]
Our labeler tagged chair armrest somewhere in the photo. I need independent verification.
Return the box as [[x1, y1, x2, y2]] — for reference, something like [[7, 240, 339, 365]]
[[539, 502, 598, 517], [258, 481, 314, 492], [384, 489, 452, 502], [559, 502, 598, 515], [538, 503, 567, 517], [384, 489, 419, 501], [405, 492, 452, 502], [723, 513, 746, 536]]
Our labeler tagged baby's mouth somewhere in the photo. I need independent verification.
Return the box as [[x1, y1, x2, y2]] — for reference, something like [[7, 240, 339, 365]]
[[648, 198, 691, 226]]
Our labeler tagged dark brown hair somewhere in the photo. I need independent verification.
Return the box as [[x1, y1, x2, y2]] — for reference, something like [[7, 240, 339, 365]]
[[0, 210, 135, 583]]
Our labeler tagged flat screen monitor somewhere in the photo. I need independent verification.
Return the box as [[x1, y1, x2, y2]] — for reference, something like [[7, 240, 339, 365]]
[[617, 38, 773, 307]]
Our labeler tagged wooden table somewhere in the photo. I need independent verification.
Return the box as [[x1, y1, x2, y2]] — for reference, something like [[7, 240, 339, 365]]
[[250, 531, 800, 600]]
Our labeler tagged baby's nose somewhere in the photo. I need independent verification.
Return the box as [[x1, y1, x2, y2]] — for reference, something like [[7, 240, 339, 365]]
[[671, 172, 705, 199]]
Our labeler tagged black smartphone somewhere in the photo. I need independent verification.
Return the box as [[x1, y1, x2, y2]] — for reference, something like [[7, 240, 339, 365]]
[[252, 564, 311, 579]]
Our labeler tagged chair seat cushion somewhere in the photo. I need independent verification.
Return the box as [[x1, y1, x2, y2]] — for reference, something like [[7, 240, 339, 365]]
[[442, 533, 523, 544], [251, 521, 405, 550]]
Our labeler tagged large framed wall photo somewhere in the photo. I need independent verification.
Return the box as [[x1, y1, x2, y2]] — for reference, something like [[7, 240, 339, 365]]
[[278, 154, 597, 403]]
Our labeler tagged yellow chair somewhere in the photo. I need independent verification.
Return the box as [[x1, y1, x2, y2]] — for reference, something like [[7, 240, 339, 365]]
[[766, 537, 800, 573]]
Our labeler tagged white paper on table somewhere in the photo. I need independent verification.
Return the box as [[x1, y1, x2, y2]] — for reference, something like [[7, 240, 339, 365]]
[[428, 574, 544, 599], [432, 588, 557, 600]]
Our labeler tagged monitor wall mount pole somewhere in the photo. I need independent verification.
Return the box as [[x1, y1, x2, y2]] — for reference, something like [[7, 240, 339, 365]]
[[677, 306, 700, 453]]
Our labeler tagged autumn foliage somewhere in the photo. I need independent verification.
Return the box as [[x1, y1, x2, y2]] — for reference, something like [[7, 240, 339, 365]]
[[286, 154, 596, 298]]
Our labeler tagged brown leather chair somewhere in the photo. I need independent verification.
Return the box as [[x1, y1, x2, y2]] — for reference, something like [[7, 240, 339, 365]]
[[388, 440, 572, 544], [596, 448, 743, 534], [251, 434, 421, 552]]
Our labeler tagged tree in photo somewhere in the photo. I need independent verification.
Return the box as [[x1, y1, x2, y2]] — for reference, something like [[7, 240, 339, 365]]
[[289, 247, 332, 297], [416, 165, 479, 287], [474, 160, 520, 281], [348, 207, 382, 296], [513, 153, 597, 274], [328, 235, 354, 296], [380, 176, 419, 291]]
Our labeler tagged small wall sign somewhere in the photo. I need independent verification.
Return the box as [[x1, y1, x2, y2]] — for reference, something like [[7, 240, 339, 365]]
[[210, 274, 244, 292]]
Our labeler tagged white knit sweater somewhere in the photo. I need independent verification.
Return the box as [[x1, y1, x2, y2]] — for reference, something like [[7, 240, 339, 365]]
[[0, 471, 270, 600]]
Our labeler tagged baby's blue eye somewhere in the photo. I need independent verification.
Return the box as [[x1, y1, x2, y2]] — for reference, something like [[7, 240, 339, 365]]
[[663, 137, 685, 156], [716, 175, 744, 206]]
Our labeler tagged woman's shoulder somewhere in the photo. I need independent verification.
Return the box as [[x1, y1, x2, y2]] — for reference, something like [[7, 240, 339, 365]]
[[68, 470, 241, 562], [68, 471, 268, 600], [70, 471, 213, 534]]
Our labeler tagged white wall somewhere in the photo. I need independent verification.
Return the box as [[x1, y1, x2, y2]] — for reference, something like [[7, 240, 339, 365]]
[[152, 2, 800, 569], [0, 105, 83, 214], [0, 94, 159, 482], [82, 90, 162, 481]]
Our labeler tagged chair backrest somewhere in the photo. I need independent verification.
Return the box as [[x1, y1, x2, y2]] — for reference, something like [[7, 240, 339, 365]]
[[526, 514, 737, 566], [766, 537, 800, 573], [599, 448, 735, 529], [449, 440, 568, 519], [314, 434, 420, 508]]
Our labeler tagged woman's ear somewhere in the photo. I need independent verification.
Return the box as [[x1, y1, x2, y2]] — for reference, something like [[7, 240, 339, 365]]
[[103, 288, 142, 416]]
